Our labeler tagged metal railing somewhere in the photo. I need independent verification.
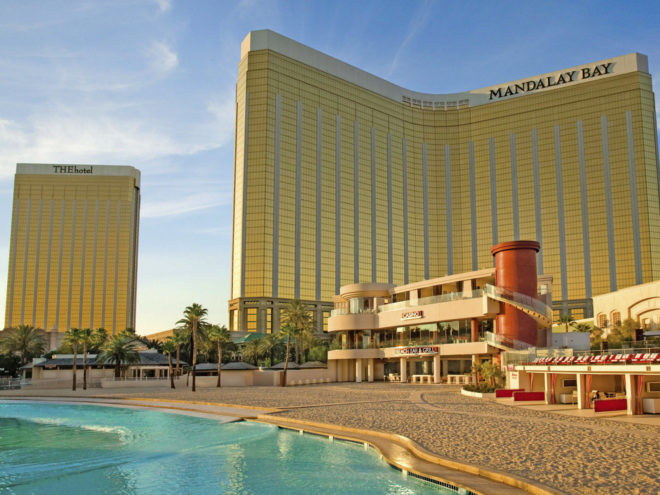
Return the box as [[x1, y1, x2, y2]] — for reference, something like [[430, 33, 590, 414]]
[[485, 331, 534, 350], [377, 289, 483, 313], [483, 284, 553, 326], [0, 378, 22, 390], [331, 336, 484, 351]]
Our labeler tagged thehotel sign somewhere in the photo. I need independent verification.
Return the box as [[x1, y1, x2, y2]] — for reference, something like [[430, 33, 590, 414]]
[[395, 346, 439, 356], [52, 165, 94, 174], [401, 310, 423, 321], [489, 62, 614, 100]]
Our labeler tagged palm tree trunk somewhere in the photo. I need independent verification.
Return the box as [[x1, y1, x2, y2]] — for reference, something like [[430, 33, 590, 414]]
[[282, 336, 291, 387], [72, 343, 77, 391], [82, 342, 88, 390], [175, 345, 180, 375], [168, 354, 175, 389], [217, 341, 222, 388], [191, 320, 197, 392]]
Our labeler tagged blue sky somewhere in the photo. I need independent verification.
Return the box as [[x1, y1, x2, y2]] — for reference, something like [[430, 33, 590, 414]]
[[1, 0, 659, 334]]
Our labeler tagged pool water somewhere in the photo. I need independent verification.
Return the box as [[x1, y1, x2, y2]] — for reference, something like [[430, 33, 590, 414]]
[[0, 402, 452, 494]]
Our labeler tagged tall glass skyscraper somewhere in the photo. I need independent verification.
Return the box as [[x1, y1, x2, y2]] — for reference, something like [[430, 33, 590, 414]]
[[4, 163, 140, 347], [230, 30, 660, 334]]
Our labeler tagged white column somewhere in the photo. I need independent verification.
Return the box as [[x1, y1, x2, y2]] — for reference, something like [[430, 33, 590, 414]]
[[367, 359, 374, 382], [625, 374, 635, 415], [400, 358, 407, 383], [576, 373, 586, 409], [433, 355, 441, 384], [355, 359, 363, 383]]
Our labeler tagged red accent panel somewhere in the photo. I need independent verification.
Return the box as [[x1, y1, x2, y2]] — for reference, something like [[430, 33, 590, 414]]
[[594, 398, 627, 413], [512, 391, 545, 401], [495, 388, 524, 398]]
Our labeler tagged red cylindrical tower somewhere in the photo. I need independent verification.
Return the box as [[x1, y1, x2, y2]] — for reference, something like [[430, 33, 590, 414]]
[[491, 240, 540, 346]]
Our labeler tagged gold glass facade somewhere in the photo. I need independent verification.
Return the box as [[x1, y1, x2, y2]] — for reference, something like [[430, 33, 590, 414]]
[[230, 31, 660, 333], [4, 164, 140, 339]]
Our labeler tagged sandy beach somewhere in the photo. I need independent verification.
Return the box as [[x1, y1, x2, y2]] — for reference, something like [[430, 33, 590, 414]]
[[2, 383, 659, 495]]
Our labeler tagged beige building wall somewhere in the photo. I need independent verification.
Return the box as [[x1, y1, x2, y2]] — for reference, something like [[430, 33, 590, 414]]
[[230, 30, 660, 333], [592, 280, 660, 330], [4, 164, 140, 338]]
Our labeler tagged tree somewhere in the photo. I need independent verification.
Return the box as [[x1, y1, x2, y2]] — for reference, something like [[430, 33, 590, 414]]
[[479, 361, 504, 387], [161, 338, 176, 389], [557, 314, 575, 333], [141, 337, 163, 353], [258, 333, 281, 366], [242, 339, 261, 366], [90, 328, 108, 353], [172, 329, 188, 376], [63, 328, 84, 391], [0, 325, 47, 366], [176, 303, 208, 392], [281, 299, 314, 364], [207, 325, 231, 387], [278, 324, 296, 387], [78, 328, 94, 390], [96, 334, 140, 378]]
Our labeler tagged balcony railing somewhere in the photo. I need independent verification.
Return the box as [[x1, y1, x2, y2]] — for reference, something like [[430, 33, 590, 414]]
[[483, 284, 552, 326], [377, 289, 483, 313], [330, 308, 376, 317], [331, 336, 484, 351]]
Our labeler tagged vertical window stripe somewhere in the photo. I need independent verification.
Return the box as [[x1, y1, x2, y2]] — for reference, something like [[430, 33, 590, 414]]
[[489, 137, 498, 245], [577, 121, 592, 298], [601, 115, 617, 291]]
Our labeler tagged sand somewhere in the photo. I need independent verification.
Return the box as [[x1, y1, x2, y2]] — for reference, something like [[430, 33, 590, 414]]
[[3, 383, 659, 494]]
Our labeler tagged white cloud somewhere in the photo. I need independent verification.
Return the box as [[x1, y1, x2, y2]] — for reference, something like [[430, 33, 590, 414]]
[[154, 0, 172, 13], [206, 95, 236, 150], [146, 41, 179, 73], [141, 191, 227, 218]]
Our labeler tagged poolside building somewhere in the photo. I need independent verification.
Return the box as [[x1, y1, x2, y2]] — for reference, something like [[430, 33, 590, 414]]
[[327, 241, 553, 383], [229, 29, 660, 334], [4, 163, 141, 348]]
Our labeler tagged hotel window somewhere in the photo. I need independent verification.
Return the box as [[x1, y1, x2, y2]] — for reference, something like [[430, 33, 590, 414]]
[[597, 314, 608, 328], [611, 311, 621, 327]]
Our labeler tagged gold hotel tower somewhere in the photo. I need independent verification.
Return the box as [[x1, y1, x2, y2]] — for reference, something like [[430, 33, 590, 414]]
[[4, 164, 140, 347], [229, 30, 660, 334]]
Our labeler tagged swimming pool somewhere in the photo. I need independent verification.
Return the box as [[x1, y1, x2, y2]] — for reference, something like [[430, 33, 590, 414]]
[[0, 401, 454, 494]]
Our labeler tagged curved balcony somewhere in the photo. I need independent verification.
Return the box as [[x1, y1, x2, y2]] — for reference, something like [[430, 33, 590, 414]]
[[328, 312, 377, 332], [328, 348, 383, 360]]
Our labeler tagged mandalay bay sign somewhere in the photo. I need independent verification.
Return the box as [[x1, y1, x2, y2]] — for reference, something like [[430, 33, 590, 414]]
[[488, 62, 614, 100]]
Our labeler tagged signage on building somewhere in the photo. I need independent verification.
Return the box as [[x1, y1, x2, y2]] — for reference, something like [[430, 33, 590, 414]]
[[395, 346, 439, 356], [401, 310, 423, 321], [52, 165, 94, 174], [489, 62, 613, 100]]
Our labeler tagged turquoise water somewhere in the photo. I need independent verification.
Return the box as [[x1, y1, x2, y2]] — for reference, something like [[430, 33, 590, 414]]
[[0, 402, 452, 494]]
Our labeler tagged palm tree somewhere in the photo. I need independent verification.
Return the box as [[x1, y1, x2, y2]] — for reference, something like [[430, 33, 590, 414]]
[[176, 303, 208, 392], [90, 328, 108, 353], [241, 339, 261, 366], [172, 329, 188, 376], [281, 299, 313, 364], [0, 325, 47, 366], [78, 328, 94, 390], [207, 325, 231, 387], [161, 338, 177, 389], [96, 334, 140, 378], [63, 328, 83, 391], [257, 333, 281, 367], [278, 324, 297, 387], [558, 314, 576, 333]]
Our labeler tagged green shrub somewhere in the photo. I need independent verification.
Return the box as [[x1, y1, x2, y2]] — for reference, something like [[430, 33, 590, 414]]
[[463, 383, 496, 393]]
